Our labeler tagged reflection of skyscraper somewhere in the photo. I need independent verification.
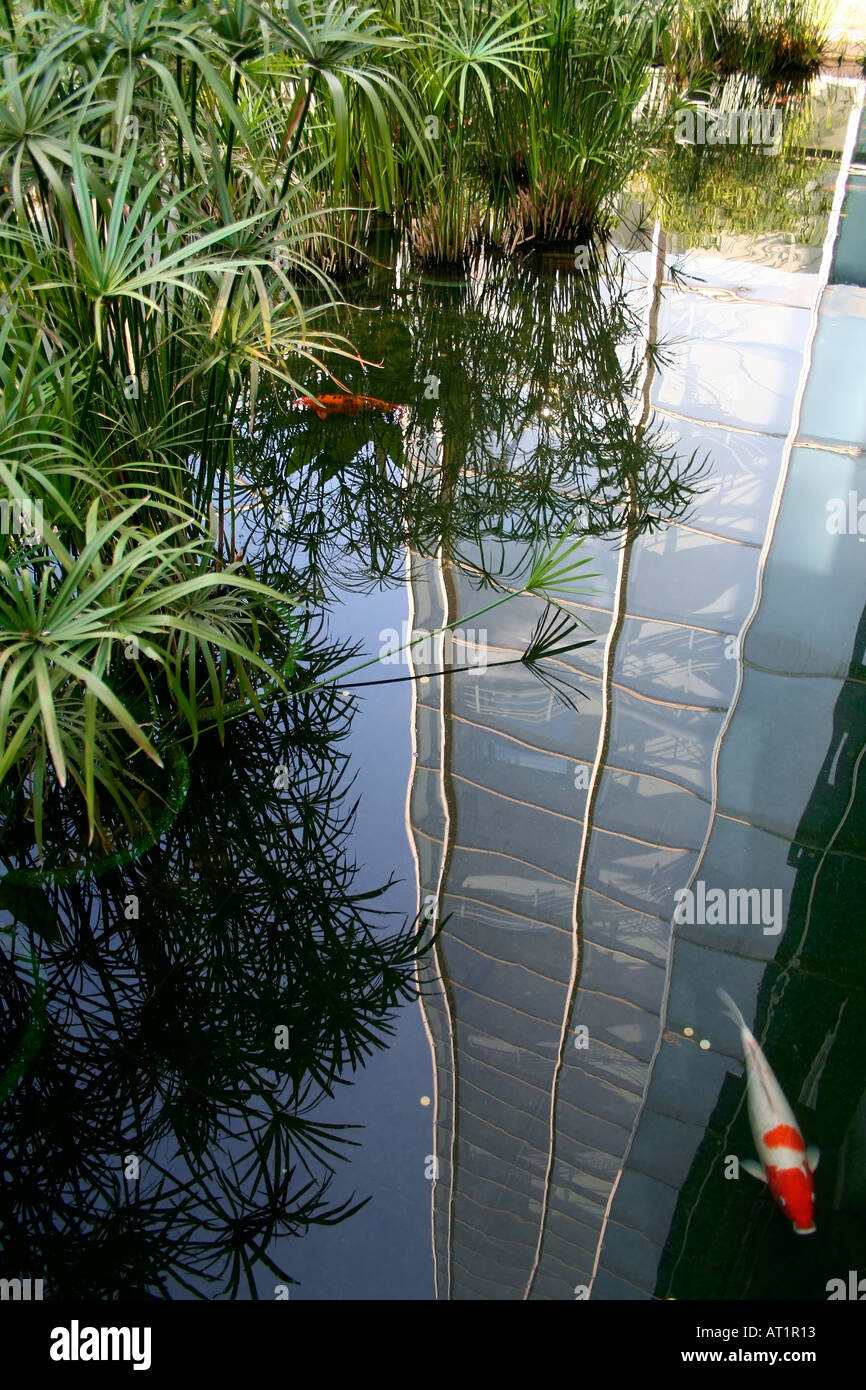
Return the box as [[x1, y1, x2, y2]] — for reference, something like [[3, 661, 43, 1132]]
[[410, 508, 737, 1299], [407, 123, 863, 1297]]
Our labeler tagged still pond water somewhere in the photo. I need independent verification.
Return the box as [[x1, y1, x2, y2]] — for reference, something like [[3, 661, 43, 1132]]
[[2, 75, 865, 1302]]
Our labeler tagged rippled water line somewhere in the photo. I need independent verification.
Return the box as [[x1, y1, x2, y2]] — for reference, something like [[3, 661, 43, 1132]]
[[522, 532, 631, 1300], [523, 220, 667, 1300], [588, 91, 864, 1295], [405, 546, 442, 1301], [433, 552, 461, 1302], [408, 541, 460, 1300]]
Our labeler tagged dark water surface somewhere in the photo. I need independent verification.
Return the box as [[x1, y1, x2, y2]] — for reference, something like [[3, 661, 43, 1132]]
[[2, 77, 864, 1302]]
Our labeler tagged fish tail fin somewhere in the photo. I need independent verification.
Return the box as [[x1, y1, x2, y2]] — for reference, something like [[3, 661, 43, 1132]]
[[716, 986, 748, 1034]]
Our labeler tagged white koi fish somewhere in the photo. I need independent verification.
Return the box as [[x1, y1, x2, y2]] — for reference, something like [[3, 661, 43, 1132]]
[[717, 987, 819, 1234]]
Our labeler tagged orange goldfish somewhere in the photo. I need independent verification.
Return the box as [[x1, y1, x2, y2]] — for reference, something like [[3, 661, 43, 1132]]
[[293, 393, 404, 421]]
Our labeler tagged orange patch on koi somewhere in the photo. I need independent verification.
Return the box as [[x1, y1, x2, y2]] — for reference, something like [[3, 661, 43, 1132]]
[[763, 1124, 804, 1149]]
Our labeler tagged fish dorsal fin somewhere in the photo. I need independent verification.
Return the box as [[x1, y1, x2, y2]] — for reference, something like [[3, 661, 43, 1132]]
[[741, 1158, 767, 1183], [806, 1146, 820, 1173]]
